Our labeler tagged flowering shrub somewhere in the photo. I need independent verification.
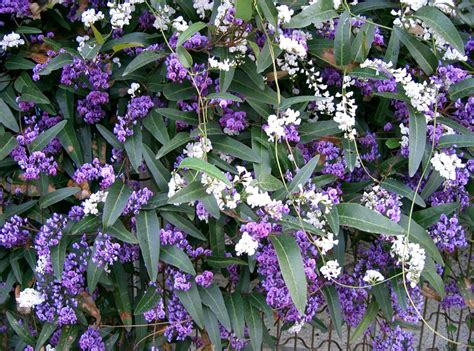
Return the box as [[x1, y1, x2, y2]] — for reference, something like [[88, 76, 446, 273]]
[[0, 0, 473, 350]]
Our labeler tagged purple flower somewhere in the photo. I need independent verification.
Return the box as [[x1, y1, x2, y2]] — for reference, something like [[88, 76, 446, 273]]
[[195, 271, 213, 288], [219, 109, 247, 135], [79, 328, 105, 351], [428, 214, 466, 253], [0, 215, 29, 248]]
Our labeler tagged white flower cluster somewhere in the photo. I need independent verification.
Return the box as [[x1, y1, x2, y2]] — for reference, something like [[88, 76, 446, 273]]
[[303, 61, 335, 116], [76, 35, 91, 54], [288, 320, 305, 334], [214, 0, 248, 54], [430, 151, 464, 180], [363, 270, 385, 284], [320, 260, 341, 280], [399, 123, 409, 149], [235, 232, 259, 256], [0, 32, 25, 51], [315, 233, 339, 255], [152, 5, 176, 31], [391, 236, 426, 288], [128, 82, 140, 97], [334, 76, 357, 139], [276, 5, 294, 24], [172, 16, 189, 32], [278, 33, 308, 58], [193, 0, 214, 19], [264, 109, 301, 142], [168, 172, 186, 199], [208, 57, 236, 71], [277, 53, 300, 76], [35, 254, 48, 275], [16, 288, 45, 309], [108, 0, 143, 29], [81, 8, 104, 27], [201, 173, 240, 210], [183, 137, 213, 159], [83, 190, 108, 216]]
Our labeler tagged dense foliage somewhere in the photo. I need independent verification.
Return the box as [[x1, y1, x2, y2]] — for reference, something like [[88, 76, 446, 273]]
[[0, 0, 473, 350]]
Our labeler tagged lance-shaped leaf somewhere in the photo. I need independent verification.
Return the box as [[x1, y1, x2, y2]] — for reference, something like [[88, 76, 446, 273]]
[[50, 236, 68, 280], [161, 212, 206, 240], [270, 234, 307, 314], [274, 155, 319, 200], [395, 27, 437, 75], [0, 133, 18, 160], [202, 307, 222, 351], [124, 125, 143, 173], [336, 203, 405, 235], [176, 282, 204, 328], [408, 109, 426, 177], [122, 50, 165, 76], [226, 293, 245, 339], [58, 120, 84, 166], [56, 325, 79, 350], [6, 312, 35, 345], [372, 283, 393, 320], [108, 219, 138, 244], [161, 245, 196, 275], [199, 284, 231, 330], [350, 301, 378, 343], [134, 288, 161, 315], [178, 157, 231, 186], [448, 77, 474, 101], [102, 180, 132, 228], [285, 0, 337, 29], [176, 22, 207, 47], [334, 11, 352, 66], [36, 322, 57, 350], [438, 134, 474, 148], [168, 180, 209, 205], [156, 132, 192, 159], [112, 265, 132, 330], [412, 202, 459, 228], [414, 6, 464, 55], [244, 300, 263, 350], [322, 285, 342, 337], [135, 210, 161, 281], [381, 178, 426, 207], [0, 98, 19, 132], [39, 187, 80, 209], [212, 135, 261, 163], [29, 120, 67, 152]]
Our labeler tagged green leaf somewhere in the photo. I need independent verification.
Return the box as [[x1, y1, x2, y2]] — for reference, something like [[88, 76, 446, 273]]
[[244, 300, 263, 351], [156, 132, 192, 159], [257, 40, 281, 73], [161, 245, 196, 275], [448, 77, 474, 101], [279, 95, 323, 109], [136, 210, 161, 281], [219, 66, 235, 93], [408, 109, 427, 177], [29, 120, 67, 152], [206, 256, 248, 268], [352, 22, 375, 62], [38, 53, 73, 76], [36, 322, 57, 351], [124, 125, 143, 172], [395, 26, 438, 75], [6, 312, 35, 345], [422, 257, 446, 298], [168, 180, 209, 205], [274, 155, 319, 200], [235, 0, 253, 21], [207, 92, 242, 102], [280, 214, 326, 236], [87, 258, 104, 293], [0, 133, 18, 160], [349, 301, 378, 343], [285, 0, 337, 28], [381, 178, 426, 207], [256, 0, 278, 28], [226, 294, 245, 339], [178, 157, 231, 186], [412, 202, 459, 228], [161, 211, 206, 240], [134, 288, 161, 315], [298, 120, 341, 143], [122, 50, 165, 76], [384, 29, 400, 65], [372, 283, 393, 320], [143, 145, 170, 191], [343, 138, 357, 172], [102, 180, 132, 228], [177, 22, 207, 47], [176, 46, 193, 68], [420, 170, 443, 199], [325, 206, 340, 236], [209, 218, 225, 256], [352, 1, 398, 13], [270, 234, 307, 314], [322, 285, 342, 338], [96, 124, 123, 150], [336, 203, 405, 235], [5, 55, 35, 70], [256, 173, 283, 191], [56, 325, 79, 351], [334, 11, 352, 66], [163, 81, 195, 101], [155, 107, 197, 126], [202, 307, 222, 351], [438, 134, 474, 148], [176, 282, 204, 328], [414, 6, 465, 55], [199, 285, 232, 330], [58, 120, 84, 166], [39, 187, 80, 208], [112, 265, 133, 330], [20, 85, 51, 105], [50, 236, 68, 281], [108, 219, 139, 244], [0, 98, 19, 132], [144, 110, 170, 144], [212, 135, 261, 163]]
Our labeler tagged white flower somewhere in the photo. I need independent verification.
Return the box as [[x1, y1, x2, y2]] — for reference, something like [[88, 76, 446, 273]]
[[443, 47, 467, 62], [183, 137, 212, 159], [391, 236, 426, 288], [193, 0, 214, 19], [277, 5, 293, 24], [399, 123, 409, 149], [400, 0, 427, 11], [45, 346, 55, 351], [108, 1, 135, 29], [430, 152, 464, 180], [168, 173, 186, 199], [16, 288, 44, 309], [127, 82, 140, 97], [0, 32, 25, 50], [278, 35, 307, 57], [288, 320, 305, 334], [152, 5, 176, 31], [35, 254, 48, 275], [173, 16, 189, 32], [81, 8, 104, 27], [363, 270, 385, 284], [76, 35, 91, 54], [235, 232, 259, 256], [82, 190, 108, 216], [112, 57, 121, 67], [320, 260, 341, 280], [315, 233, 339, 255], [245, 185, 272, 208], [208, 57, 235, 71], [264, 109, 300, 142], [332, 0, 342, 9]]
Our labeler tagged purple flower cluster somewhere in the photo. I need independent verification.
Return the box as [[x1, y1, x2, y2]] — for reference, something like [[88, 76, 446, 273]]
[[164, 293, 193, 341], [165, 54, 188, 82], [123, 187, 153, 215], [73, 158, 115, 189], [336, 274, 368, 327], [359, 132, 380, 162], [0, 0, 30, 17], [429, 214, 466, 253], [113, 95, 154, 142], [361, 185, 402, 223], [0, 215, 29, 248], [219, 108, 247, 135], [195, 270, 213, 288], [92, 233, 121, 270], [372, 323, 414, 351], [79, 327, 105, 351]]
